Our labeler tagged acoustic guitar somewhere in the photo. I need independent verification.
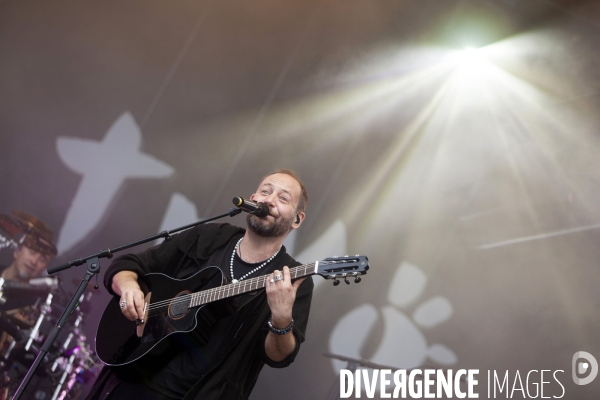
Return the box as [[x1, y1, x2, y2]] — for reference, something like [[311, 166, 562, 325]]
[[96, 255, 369, 366]]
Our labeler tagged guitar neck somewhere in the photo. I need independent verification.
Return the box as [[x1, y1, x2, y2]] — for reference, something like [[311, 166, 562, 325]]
[[189, 263, 317, 308]]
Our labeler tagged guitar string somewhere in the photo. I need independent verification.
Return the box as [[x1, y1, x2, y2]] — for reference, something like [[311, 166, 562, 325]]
[[144, 260, 363, 319], [144, 265, 315, 318], [145, 274, 273, 317], [141, 260, 357, 318], [143, 258, 362, 317], [146, 278, 269, 317], [144, 262, 320, 311], [144, 262, 319, 315]]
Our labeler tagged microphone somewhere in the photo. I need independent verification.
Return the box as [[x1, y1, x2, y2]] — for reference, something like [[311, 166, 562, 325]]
[[232, 197, 269, 217]]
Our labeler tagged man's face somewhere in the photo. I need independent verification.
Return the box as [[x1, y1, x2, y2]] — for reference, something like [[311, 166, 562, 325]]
[[12, 245, 51, 280], [246, 173, 304, 238]]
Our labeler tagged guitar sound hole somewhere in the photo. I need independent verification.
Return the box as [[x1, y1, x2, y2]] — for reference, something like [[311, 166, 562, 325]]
[[168, 291, 191, 319]]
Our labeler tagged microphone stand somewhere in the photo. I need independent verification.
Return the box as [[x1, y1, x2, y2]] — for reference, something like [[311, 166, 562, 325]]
[[12, 207, 243, 400]]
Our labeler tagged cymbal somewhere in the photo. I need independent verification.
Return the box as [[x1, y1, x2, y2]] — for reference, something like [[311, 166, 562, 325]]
[[0, 214, 23, 240], [0, 211, 57, 256], [11, 210, 54, 239]]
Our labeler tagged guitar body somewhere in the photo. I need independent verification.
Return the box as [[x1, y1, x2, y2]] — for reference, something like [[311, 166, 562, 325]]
[[95, 267, 225, 366]]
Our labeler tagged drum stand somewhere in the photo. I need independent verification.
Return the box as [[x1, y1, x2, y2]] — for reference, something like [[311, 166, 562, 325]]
[[49, 312, 87, 400], [12, 257, 100, 400], [24, 293, 53, 353]]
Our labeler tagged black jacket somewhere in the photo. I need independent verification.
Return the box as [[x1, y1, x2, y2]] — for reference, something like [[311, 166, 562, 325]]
[[87, 223, 313, 400]]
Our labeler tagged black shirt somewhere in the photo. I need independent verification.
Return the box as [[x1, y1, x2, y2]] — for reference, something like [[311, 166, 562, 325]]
[[142, 234, 287, 398]]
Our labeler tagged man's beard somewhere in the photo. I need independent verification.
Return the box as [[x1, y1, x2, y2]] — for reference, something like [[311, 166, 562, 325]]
[[17, 265, 34, 280], [18, 269, 31, 280], [246, 213, 293, 238]]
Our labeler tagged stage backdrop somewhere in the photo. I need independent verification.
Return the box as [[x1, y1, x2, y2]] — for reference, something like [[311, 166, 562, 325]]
[[2, 0, 600, 398]]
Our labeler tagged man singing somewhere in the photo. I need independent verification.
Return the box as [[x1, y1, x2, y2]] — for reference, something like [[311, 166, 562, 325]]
[[88, 169, 313, 400]]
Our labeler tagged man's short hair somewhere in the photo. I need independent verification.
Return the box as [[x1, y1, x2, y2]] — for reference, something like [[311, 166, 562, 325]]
[[263, 169, 308, 213]]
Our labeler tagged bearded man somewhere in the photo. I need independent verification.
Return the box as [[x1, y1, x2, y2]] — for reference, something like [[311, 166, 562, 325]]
[[87, 169, 313, 400]]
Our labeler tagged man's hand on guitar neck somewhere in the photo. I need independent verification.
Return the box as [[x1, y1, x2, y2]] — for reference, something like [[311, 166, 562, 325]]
[[112, 271, 146, 322], [264, 266, 305, 362]]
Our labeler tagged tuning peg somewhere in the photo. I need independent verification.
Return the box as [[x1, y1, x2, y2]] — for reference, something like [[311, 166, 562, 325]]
[[354, 277, 362, 283], [344, 277, 350, 285], [333, 279, 340, 286]]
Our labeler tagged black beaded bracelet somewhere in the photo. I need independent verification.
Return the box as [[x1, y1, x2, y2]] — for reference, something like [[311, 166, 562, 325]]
[[267, 317, 294, 335]]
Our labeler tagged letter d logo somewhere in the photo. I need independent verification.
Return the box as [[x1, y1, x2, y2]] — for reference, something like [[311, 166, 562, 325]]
[[572, 351, 598, 385]]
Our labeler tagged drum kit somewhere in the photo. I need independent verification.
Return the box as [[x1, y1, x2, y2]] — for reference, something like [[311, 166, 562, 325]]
[[0, 212, 101, 400]]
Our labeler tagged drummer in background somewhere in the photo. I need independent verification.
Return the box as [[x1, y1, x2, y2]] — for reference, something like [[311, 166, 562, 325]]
[[0, 211, 57, 399], [0, 211, 57, 282]]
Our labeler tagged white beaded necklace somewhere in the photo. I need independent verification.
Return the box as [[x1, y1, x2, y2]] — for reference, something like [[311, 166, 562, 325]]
[[230, 237, 281, 283]]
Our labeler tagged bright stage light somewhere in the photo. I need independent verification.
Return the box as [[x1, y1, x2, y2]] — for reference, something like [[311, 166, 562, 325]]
[[440, 45, 497, 89], [445, 46, 483, 67]]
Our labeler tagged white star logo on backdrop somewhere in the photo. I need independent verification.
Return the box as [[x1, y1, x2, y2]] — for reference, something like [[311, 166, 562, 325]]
[[56, 112, 174, 255]]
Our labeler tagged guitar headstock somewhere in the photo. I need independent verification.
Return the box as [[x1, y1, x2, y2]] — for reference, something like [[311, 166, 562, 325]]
[[314, 255, 369, 286]]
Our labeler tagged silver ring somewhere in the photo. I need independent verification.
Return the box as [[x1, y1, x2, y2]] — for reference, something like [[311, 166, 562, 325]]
[[270, 279, 275, 283], [274, 275, 282, 281], [120, 301, 127, 309]]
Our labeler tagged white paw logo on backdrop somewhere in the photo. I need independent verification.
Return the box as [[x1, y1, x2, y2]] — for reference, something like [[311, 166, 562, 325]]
[[329, 262, 457, 374], [155, 192, 458, 377]]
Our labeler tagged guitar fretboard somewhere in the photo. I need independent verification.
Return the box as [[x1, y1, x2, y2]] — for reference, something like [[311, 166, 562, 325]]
[[189, 263, 317, 307]]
